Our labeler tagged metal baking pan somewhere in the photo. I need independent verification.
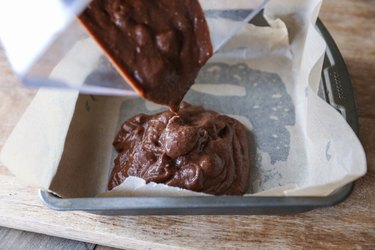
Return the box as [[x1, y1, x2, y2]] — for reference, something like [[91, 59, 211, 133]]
[[39, 19, 359, 215]]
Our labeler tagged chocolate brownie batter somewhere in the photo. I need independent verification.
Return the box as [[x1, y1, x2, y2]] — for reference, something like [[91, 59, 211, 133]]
[[109, 103, 250, 195], [80, 0, 213, 111]]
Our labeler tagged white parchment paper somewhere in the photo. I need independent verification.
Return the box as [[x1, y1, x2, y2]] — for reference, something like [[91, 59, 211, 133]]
[[0, 0, 366, 198]]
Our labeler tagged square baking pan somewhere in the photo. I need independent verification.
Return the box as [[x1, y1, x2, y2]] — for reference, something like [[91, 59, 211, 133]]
[[39, 19, 359, 215]]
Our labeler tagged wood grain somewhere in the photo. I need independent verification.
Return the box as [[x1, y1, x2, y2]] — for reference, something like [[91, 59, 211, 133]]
[[319, 0, 375, 119], [0, 227, 95, 250], [0, 0, 374, 249]]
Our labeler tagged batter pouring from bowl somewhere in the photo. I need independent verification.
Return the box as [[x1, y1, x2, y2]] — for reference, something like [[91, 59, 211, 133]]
[[79, 0, 251, 195]]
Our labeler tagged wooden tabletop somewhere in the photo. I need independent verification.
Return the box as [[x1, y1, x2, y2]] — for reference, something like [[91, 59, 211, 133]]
[[0, 0, 374, 249]]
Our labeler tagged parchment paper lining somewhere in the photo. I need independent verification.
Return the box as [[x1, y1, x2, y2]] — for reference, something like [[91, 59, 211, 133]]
[[0, 0, 366, 198]]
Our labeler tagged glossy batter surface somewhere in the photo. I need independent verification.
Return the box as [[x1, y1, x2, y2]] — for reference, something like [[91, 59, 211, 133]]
[[80, 0, 213, 111], [109, 103, 250, 195]]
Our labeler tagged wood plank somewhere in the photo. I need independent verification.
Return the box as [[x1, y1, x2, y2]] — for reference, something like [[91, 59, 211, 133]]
[[95, 246, 121, 250], [0, 159, 373, 249], [0, 0, 373, 249], [0, 226, 95, 250], [320, 0, 375, 119], [359, 117, 375, 171]]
